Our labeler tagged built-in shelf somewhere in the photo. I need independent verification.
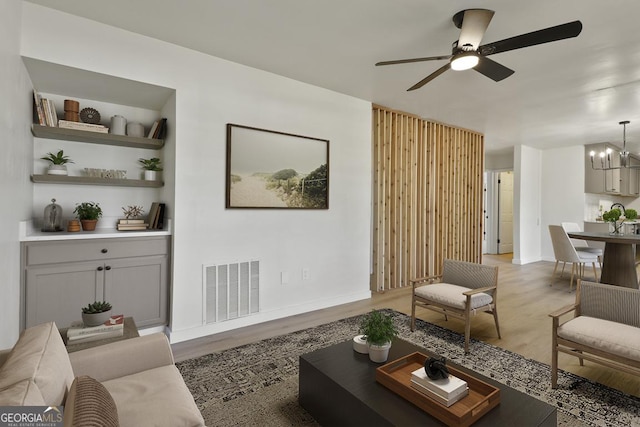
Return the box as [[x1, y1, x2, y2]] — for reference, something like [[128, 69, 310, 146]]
[[31, 174, 163, 188], [32, 125, 164, 149]]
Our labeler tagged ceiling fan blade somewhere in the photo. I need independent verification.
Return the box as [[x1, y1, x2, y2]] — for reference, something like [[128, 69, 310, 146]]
[[473, 56, 514, 81], [376, 55, 451, 66], [479, 20, 582, 56], [457, 9, 495, 50], [407, 63, 451, 91]]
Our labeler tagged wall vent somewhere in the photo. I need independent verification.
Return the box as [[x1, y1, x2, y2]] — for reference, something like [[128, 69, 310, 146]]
[[204, 260, 259, 323]]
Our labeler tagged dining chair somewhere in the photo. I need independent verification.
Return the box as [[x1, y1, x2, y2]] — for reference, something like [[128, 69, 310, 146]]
[[548, 225, 599, 291]]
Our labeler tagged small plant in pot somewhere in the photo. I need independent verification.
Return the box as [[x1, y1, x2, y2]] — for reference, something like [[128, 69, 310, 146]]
[[81, 301, 112, 326], [359, 309, 398, 363], [138, 157, 162, 181], [73, 201, 103, 231], [41, 150, 73, 176]]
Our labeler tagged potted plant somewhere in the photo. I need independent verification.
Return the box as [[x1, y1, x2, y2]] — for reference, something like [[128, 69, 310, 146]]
[[41, 150, 73, 176], [603, 208, 624, 235], [81, 301, 112, 326], [359, 309, 398, 363], [625, 208, 637, 221], [73, 201, 103, 231], [138, 157, 163, 181]]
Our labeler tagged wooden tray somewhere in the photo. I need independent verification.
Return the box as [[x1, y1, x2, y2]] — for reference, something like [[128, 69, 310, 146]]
[[376, 352, 500, 427]]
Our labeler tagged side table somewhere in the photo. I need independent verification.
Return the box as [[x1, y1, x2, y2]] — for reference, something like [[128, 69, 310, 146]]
[[60, 317, 139, 353]]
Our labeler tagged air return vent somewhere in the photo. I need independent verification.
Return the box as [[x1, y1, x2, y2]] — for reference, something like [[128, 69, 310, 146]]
[[204, 260, 259, 323]]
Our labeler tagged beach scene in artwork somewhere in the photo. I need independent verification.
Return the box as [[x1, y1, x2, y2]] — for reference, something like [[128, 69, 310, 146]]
[[228, 126, 328, 208]]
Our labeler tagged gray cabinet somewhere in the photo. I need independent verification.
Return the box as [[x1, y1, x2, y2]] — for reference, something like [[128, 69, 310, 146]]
[[22, 236, 169, 329]]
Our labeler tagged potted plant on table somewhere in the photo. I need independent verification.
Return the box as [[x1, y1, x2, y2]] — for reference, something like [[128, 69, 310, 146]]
[[41, 150, 73, 176], [138, 157, 163, 181], [602, 208, 624, 235], [73, 201, 103, 231], [360, 309, 398, 363], [81, 301, 112, 326]]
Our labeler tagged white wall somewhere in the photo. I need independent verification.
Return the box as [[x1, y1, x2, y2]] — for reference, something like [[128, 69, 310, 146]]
[[540, 145, 585, 261], [0, 0, 33, 348], [17, 4, 372, 343], [486, 149, 514, 170], [513, 145, 542, 264]]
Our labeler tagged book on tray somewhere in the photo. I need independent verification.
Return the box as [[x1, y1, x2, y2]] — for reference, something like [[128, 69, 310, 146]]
[[410, 379, 469, 407], [67, 314, 125, 339], [410, 367, 468, 399], [67, 328, 124, 344]]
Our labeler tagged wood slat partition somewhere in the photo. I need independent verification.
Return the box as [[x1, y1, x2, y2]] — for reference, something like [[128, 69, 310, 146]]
[[372, 105, 484, 292]]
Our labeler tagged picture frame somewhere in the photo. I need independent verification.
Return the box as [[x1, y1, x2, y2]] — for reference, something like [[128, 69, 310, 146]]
[[226, 124, 329, 209]]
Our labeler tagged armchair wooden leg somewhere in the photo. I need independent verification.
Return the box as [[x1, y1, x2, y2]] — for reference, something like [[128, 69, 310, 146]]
[[551, 322, 559, 389], [410, 296, 416, 332], [464, 300, 472, 354]]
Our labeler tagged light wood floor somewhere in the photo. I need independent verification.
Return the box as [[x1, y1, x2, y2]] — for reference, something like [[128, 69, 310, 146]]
[[172, 254, 639, 397]]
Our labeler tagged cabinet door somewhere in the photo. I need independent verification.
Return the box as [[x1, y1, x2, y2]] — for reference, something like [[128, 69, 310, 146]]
[[585, 144, 606, 193], [604, 148, 621, 193], [25, 262, 103, 328], [628, 157, 640, 196], [103, 256, 168, 328]]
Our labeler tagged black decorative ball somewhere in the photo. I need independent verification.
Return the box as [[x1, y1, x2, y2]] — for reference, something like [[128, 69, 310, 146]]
[[424, 356, 450, 380]]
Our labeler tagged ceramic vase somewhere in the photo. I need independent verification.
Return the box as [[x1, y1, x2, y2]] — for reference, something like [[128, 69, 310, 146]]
[[368, 342, 392, 363], [47, 165, 68, 176], [80, 219, 98, 231], [81, 310, 112, 327], [144, 170, 157, 181]]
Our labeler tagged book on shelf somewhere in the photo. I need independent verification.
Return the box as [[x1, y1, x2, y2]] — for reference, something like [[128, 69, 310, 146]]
[[155, 203, 166, 229], [147, 202, 160, 227], [58, 120, 109, 133], [41, 98, 53, 126], [117, 224, 149, 231], [119, 219, 146, 224], [32, 90, 46, 126], [147, 120, 159, 138], [67, 328, 124, 344], [410, 379, 469, 407], [151, 118, 167, 139], [49, 99, 58, 127], [67, 314, 125, 338], [410, 368, 468, 399]]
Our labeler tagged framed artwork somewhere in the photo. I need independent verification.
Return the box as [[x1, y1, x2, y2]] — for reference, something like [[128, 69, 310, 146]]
[[226, 124, 329, 209]]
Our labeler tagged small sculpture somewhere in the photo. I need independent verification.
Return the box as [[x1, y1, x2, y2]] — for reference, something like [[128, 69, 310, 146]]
[[122, 205, 144, 219], [424, 356, 450, 380]]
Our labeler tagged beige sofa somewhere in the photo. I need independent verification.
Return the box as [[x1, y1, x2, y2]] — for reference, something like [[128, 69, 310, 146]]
[[0, 321, 204, 427]]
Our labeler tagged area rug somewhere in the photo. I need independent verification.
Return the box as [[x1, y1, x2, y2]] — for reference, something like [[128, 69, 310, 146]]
[[176, 310, 640, 426]]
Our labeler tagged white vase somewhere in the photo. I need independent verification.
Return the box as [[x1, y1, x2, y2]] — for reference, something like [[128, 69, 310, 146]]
[[144, 170, 157, 181], [47, 164, 67, 175], [368, 342, 392, 363]]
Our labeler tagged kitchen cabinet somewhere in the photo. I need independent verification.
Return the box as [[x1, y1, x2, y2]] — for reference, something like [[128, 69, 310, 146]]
[[22, 236, 169, 329]]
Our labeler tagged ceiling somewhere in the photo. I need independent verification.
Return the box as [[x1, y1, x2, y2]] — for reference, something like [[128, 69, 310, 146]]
[[25, 0, 640, 154]]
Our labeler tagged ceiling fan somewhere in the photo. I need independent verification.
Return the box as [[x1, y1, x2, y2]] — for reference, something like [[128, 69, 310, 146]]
[[375, 9, 582, 91]]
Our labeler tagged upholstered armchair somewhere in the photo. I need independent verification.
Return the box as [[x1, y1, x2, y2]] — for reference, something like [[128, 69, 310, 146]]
[[410, 259, 500, 353]]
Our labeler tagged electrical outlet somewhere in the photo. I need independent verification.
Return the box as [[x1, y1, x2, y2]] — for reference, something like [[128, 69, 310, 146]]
[[302, 268, 309, 280]]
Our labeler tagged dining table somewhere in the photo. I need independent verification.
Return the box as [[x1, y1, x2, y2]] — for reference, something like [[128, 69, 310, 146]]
[[567, 231, 640, 289]]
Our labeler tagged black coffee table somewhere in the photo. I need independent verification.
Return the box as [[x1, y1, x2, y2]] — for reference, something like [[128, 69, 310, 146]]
[[299, 338, 556, 426]]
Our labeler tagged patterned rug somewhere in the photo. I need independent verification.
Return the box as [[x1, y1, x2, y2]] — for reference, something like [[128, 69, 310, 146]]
[[176, 310, 640, 426]]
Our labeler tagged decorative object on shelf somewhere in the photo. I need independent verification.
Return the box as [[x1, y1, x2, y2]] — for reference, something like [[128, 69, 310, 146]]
[[126, 122, 144, 137], [41, 198, 63, 232], [603, 207, 624, 235], [80, 107, 101, 124], [352, 334, 369, 354], [63, 99, 80, 122], [41, 149, 73, 175], [122, 205, 145, 219], [73, 201, 103, 231], [226, 124, 329, 209], [138, 157, 163, 181], [81, 301, 112, 327], [359, 309, 398, 363], [67, 219, 81, 232], [110, 115, 127, 135], [84, 168, 126, 179]]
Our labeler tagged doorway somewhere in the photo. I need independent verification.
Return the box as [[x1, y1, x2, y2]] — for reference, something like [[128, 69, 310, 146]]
[[484, 170, 514, 255]]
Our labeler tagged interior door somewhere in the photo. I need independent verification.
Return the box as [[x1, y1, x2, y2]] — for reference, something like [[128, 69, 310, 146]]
[[498, 171, 514, 254]]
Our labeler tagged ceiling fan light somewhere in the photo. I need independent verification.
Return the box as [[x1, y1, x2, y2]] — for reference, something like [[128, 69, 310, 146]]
[[451, 52, 479, 70]]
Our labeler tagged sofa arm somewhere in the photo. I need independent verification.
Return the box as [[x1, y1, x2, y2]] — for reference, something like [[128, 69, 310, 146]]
[[69, 333, 175, 382], [0, 349, 10, 369]]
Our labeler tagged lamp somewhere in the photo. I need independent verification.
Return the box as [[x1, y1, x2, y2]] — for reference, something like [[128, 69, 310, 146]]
[[590, 121, 639, 170], [450, 51, 479, 71]]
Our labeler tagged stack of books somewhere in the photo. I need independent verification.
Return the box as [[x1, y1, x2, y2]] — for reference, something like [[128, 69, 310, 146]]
[[58, 119, 108, 134], [67, 314, 125, 344], [146, 202, 166, 230], [147, 118, 167, 139], [410, 367, 469, 407], [117, 219, 149, 231], [33, 90, 58, 127]]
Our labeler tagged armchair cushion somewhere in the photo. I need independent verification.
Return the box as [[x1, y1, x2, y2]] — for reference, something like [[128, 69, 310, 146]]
[[0, 322, 74, 405], [415, 283, 493, 310], [557, 315, 640, 361], [63, 376, 119, 427], [0, 379, 45, 406], [103, 365, 204, 427]]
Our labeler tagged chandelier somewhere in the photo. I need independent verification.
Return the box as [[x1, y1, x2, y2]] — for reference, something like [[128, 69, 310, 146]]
[[589, 121, 639, 170]]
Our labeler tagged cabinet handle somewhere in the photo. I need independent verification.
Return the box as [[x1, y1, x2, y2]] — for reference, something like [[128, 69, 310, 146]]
[[97, 266, 104, 271], [101, 249, 108, 254], [105, 266, 111, 271]]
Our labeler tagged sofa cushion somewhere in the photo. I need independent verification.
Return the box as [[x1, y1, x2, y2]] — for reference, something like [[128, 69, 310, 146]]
[[0, 378, 45, 405], [103, 365, 204, 427], [63, 376, 119, 427], [0, 322, 74, 405], [415, 283, 493, 310], [558, 316, 640, 362]]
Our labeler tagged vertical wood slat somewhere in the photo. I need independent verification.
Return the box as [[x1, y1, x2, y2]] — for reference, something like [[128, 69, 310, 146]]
[[371, 106, 484, 291]]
